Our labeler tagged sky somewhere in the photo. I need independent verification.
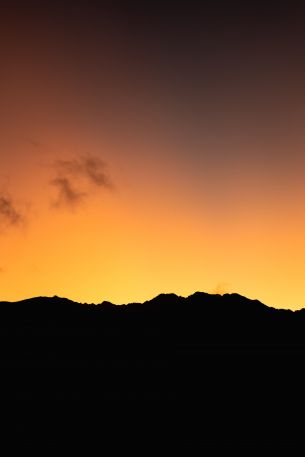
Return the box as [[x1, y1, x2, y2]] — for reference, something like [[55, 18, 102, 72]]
[[1, 1, 305, 308]]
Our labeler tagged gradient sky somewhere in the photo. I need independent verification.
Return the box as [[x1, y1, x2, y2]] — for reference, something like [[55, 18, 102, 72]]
[[1, 2, 305, 308]]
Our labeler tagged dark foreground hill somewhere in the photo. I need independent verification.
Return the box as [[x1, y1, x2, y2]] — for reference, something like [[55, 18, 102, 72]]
[[0, 291, 302, 359], [1, 292, 304, 446]]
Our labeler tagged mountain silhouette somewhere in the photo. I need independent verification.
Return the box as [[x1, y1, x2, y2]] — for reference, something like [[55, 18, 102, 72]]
[[0, 291, 303, 359], [2, 291, 305, 446]]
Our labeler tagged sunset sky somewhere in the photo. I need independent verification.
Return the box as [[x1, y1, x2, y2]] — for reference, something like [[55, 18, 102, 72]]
[[1, 2, 305, 309]]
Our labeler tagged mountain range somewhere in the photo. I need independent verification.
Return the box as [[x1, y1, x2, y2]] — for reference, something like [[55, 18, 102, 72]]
[[2, 291, 304, 444], [0, 291, 303, 359]]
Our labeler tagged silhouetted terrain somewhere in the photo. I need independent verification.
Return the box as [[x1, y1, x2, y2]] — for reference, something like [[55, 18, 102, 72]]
[[1, 292, 305, 446], [0, 292, 303, 360]]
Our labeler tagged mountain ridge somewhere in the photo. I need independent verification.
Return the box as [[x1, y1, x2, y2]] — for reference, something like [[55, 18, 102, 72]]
[[0, 287, 303, 444], [0, 290, 300, 356], [0, 291, 293, 311]]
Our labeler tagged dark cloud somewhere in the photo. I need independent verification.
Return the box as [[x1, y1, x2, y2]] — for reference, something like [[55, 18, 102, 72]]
[[51, 177, 86, 209], [56, 155, 114, 189], [51, 154, 114, 210], [0, 194, 23, 229], [82, 156, 114, 189]]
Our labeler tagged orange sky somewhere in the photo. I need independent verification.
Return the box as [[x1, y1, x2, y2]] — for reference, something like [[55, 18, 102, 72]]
[[1, 134, 305, 309], [1, 3, 305, 309]]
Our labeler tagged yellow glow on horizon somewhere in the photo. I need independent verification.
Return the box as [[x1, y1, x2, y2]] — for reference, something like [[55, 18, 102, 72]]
[[1, 167, 305, 310]]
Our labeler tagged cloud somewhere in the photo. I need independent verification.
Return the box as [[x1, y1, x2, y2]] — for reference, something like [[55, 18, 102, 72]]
[[56, 155, 114, 189], [82, 156, 114, 189], [0, 194, 24, 229], [211, 282, 230, 296], [28, 138, 41, 148], [51, 154, 114, 210], [55, 159, 83, 176], [51, 177, 86, 209]]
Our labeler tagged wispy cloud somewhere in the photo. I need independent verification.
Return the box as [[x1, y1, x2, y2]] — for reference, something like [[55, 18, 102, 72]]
[[28, 138, 41, 148], [0, 194, 24, 230], [51, 177, 86, 209], [211, 282, 230, 296], [51, 154, 114, 210], [82, 156, 114, 189], [56, 155, 114, 189]]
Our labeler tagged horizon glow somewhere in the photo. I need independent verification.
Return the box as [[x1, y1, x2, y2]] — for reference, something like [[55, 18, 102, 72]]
[[1, 3, 305, 309]]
